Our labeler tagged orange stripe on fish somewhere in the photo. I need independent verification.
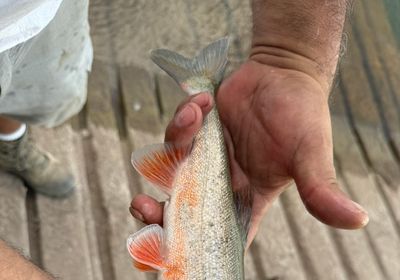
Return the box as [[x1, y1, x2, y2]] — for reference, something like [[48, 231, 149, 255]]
[[163, 228, 186, 280], [176, 181, 199, 208]]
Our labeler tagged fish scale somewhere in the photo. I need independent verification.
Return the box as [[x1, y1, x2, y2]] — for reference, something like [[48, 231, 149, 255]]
[[181, 108, 242, 279]]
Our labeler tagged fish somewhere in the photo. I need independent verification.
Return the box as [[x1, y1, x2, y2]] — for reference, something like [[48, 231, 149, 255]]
[[127, 37, 252, 280]]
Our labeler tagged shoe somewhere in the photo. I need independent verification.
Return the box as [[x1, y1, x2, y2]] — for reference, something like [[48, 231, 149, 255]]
[[0, 130, 74, 197]]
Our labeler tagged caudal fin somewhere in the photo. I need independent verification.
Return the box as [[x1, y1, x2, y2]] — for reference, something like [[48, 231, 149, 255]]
[[150, 37, 230, 94]]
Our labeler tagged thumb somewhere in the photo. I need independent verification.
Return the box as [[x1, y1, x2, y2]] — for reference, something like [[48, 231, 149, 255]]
[[293, 132, 369, 229]]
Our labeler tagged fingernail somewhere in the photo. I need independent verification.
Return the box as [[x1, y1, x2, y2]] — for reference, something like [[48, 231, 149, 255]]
[[355, 202, 369, 225], [129, 207, 144, 222], [352, 201, 369, 227], [192, 93, 212, 109], [175, 104, 195, 128], [361, 214, 370, 227]]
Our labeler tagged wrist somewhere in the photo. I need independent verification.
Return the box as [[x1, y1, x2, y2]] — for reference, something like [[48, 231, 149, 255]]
[[249, 43, 335, 95], [251, 0, 351, 93]]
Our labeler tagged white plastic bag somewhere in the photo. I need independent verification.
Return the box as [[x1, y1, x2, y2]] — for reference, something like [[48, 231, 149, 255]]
[[0, 0, 63, 53]]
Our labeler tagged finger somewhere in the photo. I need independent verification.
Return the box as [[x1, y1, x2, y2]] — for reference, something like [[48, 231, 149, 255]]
[[130, 194, 164, 225], [174, 92, 213, 117], [246, 186, 289, 248], [293, 132, 369, 229], [165, 92, 213, 145]]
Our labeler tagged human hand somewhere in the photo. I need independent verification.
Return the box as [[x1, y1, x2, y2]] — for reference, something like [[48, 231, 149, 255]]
[[130, 59, 369, 244]]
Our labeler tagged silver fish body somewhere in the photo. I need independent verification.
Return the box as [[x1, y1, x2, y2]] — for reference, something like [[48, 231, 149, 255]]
[[127, 37, 248, 280], [164, 107, 244, 280]]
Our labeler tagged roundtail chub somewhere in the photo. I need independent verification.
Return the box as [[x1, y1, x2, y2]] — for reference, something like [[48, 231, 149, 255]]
[[127, 37, 253, 280]]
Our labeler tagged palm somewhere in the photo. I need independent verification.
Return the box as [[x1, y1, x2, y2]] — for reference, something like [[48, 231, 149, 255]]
[[217, 60, 334, 237]]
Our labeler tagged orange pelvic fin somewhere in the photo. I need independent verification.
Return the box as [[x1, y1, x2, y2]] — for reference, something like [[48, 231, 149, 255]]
[[127, 224, 165, 272], [131, 143, 190, 194]]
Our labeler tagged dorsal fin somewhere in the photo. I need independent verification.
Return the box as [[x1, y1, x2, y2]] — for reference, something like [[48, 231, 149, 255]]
[[150, 37, 230, 95], [233, 188, 253, 247], [131, 143, 190, 195]]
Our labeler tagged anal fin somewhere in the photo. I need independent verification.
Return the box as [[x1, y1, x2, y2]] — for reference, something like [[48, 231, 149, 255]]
[[127, 224, 165, 272]]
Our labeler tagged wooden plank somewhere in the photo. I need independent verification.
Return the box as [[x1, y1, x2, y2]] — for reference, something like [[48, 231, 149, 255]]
[[156, 73, 186, 124], [363, 0, 400, 154], [0, 172, 29, 255], [350, 1, 400, 152], [94, 0, 251, 84], [337, 25, 380, 126], [106, 0, 196, 70], [359, 0, 400, 118], [280, 186, 347, 280], [223, 0, 252, 72], [120, 65, 166, 204], [31, 126, 95, 280], [251, 199, 307, 280], [335, 0, 400, 233], [72, 134, 104, 280], [88, 0, 114, 63], [86, 60, 150, 280], [329, 175, 384, 280], [353, 122, 400, 231], [332, 116, 400, 279], [335, 1, 400, 143], [185, 0, 246, 74], [120, 66, 161, 134], [243, 250, 259, 280], [186, 0, 229, 44], [382, 0, 400, 47], [335, 0, 400, 235]]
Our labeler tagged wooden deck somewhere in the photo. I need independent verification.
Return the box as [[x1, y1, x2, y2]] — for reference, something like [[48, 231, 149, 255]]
[[0, 0, 399, 279]]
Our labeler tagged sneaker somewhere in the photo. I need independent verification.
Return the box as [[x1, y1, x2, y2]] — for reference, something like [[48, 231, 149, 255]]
[[0, 130, 74, 197]]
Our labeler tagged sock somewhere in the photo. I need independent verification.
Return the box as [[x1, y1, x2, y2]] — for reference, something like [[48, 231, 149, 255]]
[[0, 123, 27, 141]]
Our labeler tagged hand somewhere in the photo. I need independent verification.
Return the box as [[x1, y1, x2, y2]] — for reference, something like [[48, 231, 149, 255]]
[[130, 59, 369, 244]]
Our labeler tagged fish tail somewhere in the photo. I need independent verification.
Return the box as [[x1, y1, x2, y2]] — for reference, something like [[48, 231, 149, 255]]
[[151, 37, 230, 95]]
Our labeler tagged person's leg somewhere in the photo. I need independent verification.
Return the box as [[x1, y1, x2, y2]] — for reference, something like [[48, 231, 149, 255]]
[[0, 116, 22, 134], [0, 0, 92, 197], [0, 115, 74, 197], [1, 0, 92, 127]]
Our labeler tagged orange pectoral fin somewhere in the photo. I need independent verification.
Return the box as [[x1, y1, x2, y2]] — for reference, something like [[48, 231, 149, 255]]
[[131, 143, 190, 194], [127, 224, 165, 272]]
